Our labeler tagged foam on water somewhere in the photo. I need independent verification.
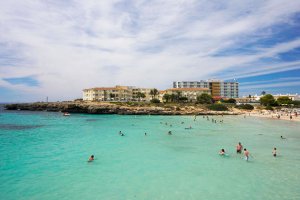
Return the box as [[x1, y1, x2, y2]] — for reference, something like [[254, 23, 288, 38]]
[[0, 111, 299, 200]]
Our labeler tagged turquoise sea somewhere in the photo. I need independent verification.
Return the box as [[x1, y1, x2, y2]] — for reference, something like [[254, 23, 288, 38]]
[[0, 108, 300, 200]]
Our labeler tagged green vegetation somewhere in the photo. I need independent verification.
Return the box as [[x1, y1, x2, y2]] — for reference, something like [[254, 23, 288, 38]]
[[207, 103, 228, 111], [222, 98, 236, 103], [150, 98, 160, 103], [235, 104, 254, 110], [197, 93, 213, 104], [292, 100, 300, 108], [260, 94, 275, 106], [136, 92, 146, 101], [150, 89, 159, 99], [265, 105, 274, 110], [277, 96, 292, 105]]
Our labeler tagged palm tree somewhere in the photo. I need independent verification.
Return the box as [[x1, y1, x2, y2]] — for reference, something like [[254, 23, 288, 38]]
[[150, 88, 159, 99]]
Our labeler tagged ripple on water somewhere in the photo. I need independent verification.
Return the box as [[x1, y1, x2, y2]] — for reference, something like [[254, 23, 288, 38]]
[[86, 119, 100, 122], [0, 124, 44, 130]]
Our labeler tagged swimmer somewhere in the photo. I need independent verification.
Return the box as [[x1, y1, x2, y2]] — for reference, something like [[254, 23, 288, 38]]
[[272, 148, 277, 157], [168, 131, 172, 135], [145, 132, 147, 136], [280, 136, 286, 139], [119, 131, 122, 135], [88, 155, 94, 162], [236, 142, 243, 154], [121, 133, 125, 136], [244, 148, 250, 161], [219, 149, 225, 156]]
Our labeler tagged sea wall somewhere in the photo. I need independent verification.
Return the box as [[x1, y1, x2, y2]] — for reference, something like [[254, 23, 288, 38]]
[[4, 102, 241, 115]]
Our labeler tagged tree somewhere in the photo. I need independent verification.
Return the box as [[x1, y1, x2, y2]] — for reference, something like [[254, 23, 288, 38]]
[[260, 94, 275, 106], [197, 93, 213, 104], [150, 88, 159, 99], [261, 91, 266, 95], [163, 94, 171, 103], [277, 96, 292, 105], [179, 96, 188, 102], [136, 92, 146, 101]]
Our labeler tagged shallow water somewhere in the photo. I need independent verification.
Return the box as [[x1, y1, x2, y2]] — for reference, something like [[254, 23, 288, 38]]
[[0, 110, 299, 200]]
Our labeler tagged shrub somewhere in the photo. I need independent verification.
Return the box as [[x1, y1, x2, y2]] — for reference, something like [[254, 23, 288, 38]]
[[235, 104, 254, 110], [265, 105, 274, 110], [223, 98, 236, 103], [150, 98, 160, 103], [197, 93, 213, 104], [207, 104, 228, 111]]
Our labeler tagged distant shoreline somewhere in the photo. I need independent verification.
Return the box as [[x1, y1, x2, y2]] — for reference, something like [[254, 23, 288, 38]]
[[3, 101, 243, 116]]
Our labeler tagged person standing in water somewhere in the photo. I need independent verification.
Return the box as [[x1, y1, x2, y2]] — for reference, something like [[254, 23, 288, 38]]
[[145, 132, 147, 136], [236, 142, 243, 154], [272, 148, 277, 157], [244, 149, 250, 161]]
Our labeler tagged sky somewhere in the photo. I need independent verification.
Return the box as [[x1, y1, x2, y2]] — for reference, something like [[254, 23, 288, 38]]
[[0, 0, 300, 102]]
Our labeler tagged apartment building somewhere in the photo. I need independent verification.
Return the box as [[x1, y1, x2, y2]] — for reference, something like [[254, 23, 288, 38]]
[[160, 88, 211, 102], [173, 80, 239, 98], [83, 85, 154, 101]]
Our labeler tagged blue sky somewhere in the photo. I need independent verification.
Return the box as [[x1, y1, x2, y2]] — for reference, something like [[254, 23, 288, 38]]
[[0, 0, 300, 102]]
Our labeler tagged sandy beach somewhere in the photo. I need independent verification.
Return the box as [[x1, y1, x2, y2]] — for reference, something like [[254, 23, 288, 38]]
[[249, 110, 300, 122]]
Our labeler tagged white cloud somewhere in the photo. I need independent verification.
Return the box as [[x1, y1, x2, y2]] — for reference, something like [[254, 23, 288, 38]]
[[0, 0, 300, 101]]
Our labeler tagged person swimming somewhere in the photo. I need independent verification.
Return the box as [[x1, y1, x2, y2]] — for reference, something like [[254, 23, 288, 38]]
[[88, 155, 94, 162], [145, 132, 147, 136], [168, 131, 172, 135], [244, 148, 249, 161], [280, 136, 286, 139], [236, 142, 243, 154], [272, 148, 277, 157], [219, 149, 225, 155], [121, 133, 124, 136]]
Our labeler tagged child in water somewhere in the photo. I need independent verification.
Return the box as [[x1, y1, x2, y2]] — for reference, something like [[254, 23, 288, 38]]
[[244, 149, 250, 161]]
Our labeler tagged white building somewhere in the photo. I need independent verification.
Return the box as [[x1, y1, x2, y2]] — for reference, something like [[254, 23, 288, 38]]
[[248, 93, 300, 101], [173, 80, 239, 98], [83, 85, 154, 102]]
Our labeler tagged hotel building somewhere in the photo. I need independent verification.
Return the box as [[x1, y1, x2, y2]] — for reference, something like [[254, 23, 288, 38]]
[[83, 85, 154, 101], [161, 88, 211, 102], [173, 80, 239, 98]]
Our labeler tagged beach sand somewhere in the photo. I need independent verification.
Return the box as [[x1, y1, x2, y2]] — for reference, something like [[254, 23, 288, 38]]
[[249, 110, 300, 122]]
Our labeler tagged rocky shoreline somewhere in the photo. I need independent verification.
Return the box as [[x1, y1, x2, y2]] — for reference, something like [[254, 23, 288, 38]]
[[4, 102, 243, 115]]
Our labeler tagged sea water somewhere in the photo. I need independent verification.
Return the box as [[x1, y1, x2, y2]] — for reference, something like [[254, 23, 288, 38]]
[[0, 109, 299, 200]]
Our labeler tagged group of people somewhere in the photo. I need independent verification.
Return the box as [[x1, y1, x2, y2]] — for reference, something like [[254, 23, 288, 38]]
[[219, 142, 278, 161]]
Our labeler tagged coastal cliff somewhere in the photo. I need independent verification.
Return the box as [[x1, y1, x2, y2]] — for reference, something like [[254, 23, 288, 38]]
[[4, 102, 242, 115]]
